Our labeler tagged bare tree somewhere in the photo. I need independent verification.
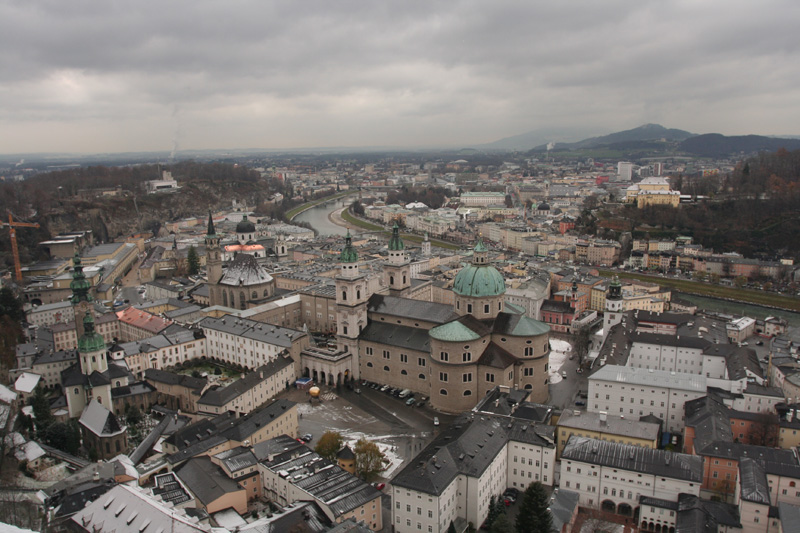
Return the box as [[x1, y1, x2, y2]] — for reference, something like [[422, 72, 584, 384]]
[[746, 413, 779, 447]]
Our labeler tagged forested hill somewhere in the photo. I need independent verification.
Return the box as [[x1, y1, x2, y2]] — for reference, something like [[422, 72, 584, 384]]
[[680, 134, 800, 158], [0, 162, 274, 269], [616, 149, 800, 258]]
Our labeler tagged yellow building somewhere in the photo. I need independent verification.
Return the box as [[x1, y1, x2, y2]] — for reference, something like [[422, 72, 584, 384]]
[[556, 410, 660, 459], [626, 177, 680, 208]]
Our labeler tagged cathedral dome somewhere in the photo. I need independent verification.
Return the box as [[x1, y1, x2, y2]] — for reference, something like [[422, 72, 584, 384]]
[[452, 263, 505, 297], [236, 215, 256, 234]]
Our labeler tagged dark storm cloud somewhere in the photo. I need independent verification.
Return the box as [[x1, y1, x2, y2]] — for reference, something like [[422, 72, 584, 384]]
[[1, 0, 799, 151]]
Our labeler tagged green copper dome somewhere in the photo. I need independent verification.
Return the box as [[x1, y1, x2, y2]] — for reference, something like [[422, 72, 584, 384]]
[[453, 263, 506, 297], [70, 254, 93, 304], [340, 230, 358, 263], [388, 223, 404, 251], [78, 313, 106, 353]]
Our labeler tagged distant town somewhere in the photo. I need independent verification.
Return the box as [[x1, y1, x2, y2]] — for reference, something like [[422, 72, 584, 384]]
[[0, 140, 799, 533]]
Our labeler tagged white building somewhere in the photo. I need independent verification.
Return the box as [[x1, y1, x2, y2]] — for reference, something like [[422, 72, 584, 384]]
[[560, 437, 702, 515], [26, 301, 75, 327], [391, 415, 555, 532], [197, 315, 308, 370], [588, 365, 707, 432], [617, 162, 634, 182]]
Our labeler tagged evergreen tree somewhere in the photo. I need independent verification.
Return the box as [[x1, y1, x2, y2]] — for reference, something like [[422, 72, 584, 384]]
[[187, 246, 200, 276], [515, 482, 553, 533], [447, 521, 457, 533], [491, 513, 515, 533], [29, 386, 53, 434], [485, 495, 500, 528]]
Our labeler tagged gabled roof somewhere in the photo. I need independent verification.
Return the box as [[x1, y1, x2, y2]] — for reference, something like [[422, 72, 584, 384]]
[[79, 400, 126, 437], [367, 294, 458, 324], [360, 322, 430, 353], [175, 456, 243, 506], [562, 436, 702, 483], [476, 342, 518, 369], [430, 314, 491, 342]]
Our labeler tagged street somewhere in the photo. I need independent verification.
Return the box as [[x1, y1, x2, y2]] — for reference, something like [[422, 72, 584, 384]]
[[548, 337, 588, 411]]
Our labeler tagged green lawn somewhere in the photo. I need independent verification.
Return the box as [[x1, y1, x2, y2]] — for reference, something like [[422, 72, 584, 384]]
[[286, 191, 356, 220], [598, 269, 800, 312]]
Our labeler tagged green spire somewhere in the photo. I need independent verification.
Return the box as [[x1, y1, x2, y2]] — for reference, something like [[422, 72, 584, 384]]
[[78, 313, 105, 353], [388, 222, 404, 251], [340, 229, 358, 263], [474, 236, 488, 253], [70, 254, 93, 304]]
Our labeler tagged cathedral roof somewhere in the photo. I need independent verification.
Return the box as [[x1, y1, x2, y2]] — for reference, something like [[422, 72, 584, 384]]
[[218, 254, 273, 287], [452, 263, 505, 298], [236, 215, 256, 234]]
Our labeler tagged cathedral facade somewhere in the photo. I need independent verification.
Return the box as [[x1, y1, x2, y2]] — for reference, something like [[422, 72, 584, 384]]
[[328, 229, 552, 413]]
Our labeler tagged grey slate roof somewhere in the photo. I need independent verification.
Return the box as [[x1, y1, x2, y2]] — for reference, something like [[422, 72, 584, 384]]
[[217, 253, 273, 287], [392, 415, 554, 496], [145, 368, 207, 391], [264, 454, 381, 519], [198, 315, 305, 348], [367, 294, 458, 324], [561, 436, 703, 483], [78, 400, 126, 437], [549, 489, 579, 533], [198, 356, 293, 407], [631, 331, 711, 349], [360, 322, 430, 352], [739, 458, 770, 504], [778, 502, 800, 533], [175, 456, 242, 506]]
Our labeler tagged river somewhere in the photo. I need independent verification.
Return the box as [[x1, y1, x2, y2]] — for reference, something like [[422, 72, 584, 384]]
[[293, 198, 352, 236], [676, 292, 800, 328]]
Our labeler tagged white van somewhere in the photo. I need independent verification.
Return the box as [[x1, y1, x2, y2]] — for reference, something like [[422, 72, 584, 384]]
[[398, 389, 412, 399]]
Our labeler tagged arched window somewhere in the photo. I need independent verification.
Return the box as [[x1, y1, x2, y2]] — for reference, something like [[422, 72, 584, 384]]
[[91, 356, 96, 363], [463, 390, 472, 396], [252, 291, 258, 299], [264, 289, 269, 297], [367, 362, 373, 367], [384, 366, 390, 371], [403, 275, 407, 284], [240, 291, 246, 309], [342, 290, 347, 300], [440, 389, 448, 395], [401, 370, 407, 375], [73, 388, 79, 395], [419, 373, 426, 379], [357, 290, 361, 299], [115, 381, 121, 387], [390, 276, 395, 285], [223, 291, 228, 307]]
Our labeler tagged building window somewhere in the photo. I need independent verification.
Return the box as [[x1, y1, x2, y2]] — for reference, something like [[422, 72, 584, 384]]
[[462, 352, 472, 362], [440, 389, 448, 395], [439, 372, 448, 382], [462, 373, 472, 383], [464, 390, 472, 396], [367, 362, 373, 367], [484, 304, 490, 314], [419, 373, 426, 379], [486, 373, 495, 383], [440, 351, 449, 362], [384, 366, 390, 372], [418, 358, 426, 367]]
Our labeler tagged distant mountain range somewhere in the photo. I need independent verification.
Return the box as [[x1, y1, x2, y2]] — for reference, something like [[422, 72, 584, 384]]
[[477, 123, 800, 158]]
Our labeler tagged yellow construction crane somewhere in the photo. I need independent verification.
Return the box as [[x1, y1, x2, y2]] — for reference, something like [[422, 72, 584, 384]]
[[1, 214, 40, 282]]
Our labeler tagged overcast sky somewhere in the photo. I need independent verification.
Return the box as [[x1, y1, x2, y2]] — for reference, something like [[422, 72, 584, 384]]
[[2, 0, 799, 153]]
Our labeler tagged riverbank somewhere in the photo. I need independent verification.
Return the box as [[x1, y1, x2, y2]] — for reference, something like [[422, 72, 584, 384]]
[[334, 208, 461, 250], [598, 269, 800, 313], [286, 191, 357, 220]]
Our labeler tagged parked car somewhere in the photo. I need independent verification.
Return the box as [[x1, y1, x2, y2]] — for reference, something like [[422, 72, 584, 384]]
[[355, 388, 361, 394], [301, 433, 313, 442], [380, 385, 390, 393], [417, 401, 425, 408], [561, 371, 567, 379], [373, 482, 386, 491], [405, 398, 416, 406], [433, 417, 440, 426], [575, 400, 586, 407]]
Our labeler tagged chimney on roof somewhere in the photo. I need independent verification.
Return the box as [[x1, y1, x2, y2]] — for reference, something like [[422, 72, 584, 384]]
[[599, 411, 607, 423]]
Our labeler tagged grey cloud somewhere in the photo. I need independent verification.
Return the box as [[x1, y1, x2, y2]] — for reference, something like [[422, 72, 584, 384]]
[[1, 0, 799, 151]]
